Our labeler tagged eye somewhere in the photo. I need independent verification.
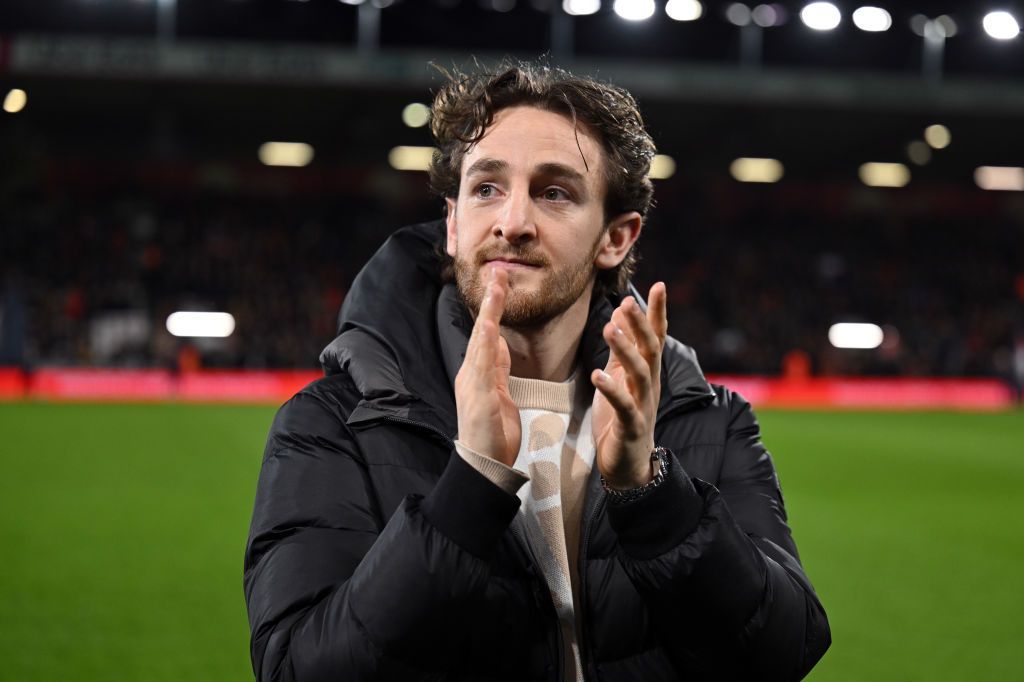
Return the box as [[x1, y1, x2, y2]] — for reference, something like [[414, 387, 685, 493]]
[[542, 187, 570, 201], [475, 184, 496, 199]]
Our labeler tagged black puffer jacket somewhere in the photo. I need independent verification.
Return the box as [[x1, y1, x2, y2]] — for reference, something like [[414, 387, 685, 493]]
[[243, 220, 830, 681]]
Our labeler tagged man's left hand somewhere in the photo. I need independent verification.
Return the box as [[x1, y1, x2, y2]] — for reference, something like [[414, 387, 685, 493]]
[[591, 282, 668, 490]]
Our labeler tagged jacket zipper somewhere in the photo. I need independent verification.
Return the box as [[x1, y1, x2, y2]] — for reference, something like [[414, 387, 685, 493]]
[[511, 522, 566, 682], [375, 414, 455, 447], [577, 492, 606, 681]]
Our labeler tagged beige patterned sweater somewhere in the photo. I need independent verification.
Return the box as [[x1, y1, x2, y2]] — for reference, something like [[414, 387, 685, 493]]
[[455, 374, 594, 682]]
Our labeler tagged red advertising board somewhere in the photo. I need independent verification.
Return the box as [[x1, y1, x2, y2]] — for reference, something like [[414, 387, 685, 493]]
[[0, 367, 1016, 410]]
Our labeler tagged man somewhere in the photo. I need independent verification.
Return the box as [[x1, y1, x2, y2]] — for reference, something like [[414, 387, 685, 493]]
[[244, 62, 830, 681]]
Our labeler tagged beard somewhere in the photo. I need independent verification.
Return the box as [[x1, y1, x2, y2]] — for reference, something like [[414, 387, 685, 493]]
[[454, 237, 602, 329]]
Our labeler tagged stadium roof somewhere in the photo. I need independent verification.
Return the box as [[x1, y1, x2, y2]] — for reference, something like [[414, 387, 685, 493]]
[[2, 0, 1023, 81]]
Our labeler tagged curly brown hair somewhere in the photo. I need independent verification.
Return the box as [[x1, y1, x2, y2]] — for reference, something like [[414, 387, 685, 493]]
[[428, 60, 656, 296]]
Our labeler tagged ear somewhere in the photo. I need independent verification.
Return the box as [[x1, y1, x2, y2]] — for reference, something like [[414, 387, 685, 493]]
[[445, 197, 458, 257], [594, 211, 642, 271]]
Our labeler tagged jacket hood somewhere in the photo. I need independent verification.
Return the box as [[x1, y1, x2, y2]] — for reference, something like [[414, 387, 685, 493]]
[[319, 219, 715, 430]]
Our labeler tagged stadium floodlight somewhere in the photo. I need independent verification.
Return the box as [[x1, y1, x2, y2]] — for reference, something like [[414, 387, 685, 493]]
[[3, 88, 27, 114], [906, 141, 932, 166], [975, 166, 1024, 191], [730, 157, 784, 183], [613, 0, 655, 21], [829, 323, 884, 349], [725, 3, 752, 26], [923, 124, 951, 149], [910, 14, 956, 83], [934, 15, 957, 37], [852, 6, 891, 32], [166, 312, 236, 338], [983, 11, 1020, 39], [800, 2, 841, 30], [258, 142, 314, 168], [665, 0, 702, 21], [402, 103, 430, 128], [563, 0, 600, 16], [911, 13, 956, 38], [648, 154, 677, 179], [751, 4, 783, 27], [859, 162, 910, 187], [389, 146, 436, 171]]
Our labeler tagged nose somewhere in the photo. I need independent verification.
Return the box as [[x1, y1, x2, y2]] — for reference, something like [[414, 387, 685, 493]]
[[493, 184, 536, 245]]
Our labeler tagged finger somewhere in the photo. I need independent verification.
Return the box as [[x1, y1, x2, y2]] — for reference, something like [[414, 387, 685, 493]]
[[647, 281, 668, 343], [610, 304, 636, 344], [602, 303, 634, 375], [604, 321, 651, 395], [601, 313, 623, 375], [478, 267, 509, 326], [620, 296, 661, 365], [472, 278, 508, 379], [591, 368, 642, 434], [473, 318, 500, 379], [466, 267, 507, 366]]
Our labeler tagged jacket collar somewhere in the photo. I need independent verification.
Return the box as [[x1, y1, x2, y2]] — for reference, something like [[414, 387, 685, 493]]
[[319, 220, 716, 432]]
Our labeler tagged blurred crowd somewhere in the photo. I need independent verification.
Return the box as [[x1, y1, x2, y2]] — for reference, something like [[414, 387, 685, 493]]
[[2, 181, 1023, 386]]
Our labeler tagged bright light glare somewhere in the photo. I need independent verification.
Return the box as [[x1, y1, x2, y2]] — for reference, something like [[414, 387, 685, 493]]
[[852, 6, 891, 32], [975, 166, 1024, 191], [725, 3, 752, 26], [829, 323, 884, 349], [935, 15, 957, 37], [665, 0, 702, 21], [166, 312, 236, 338], [3, 88, 27, 114], [983, 11, 1020, 39], [800, 2, 841, 30], [730, 157, 784, 183], [649, 154, 677, 179], [338, 0, 366, 4], [859, 162, 910, 188], [910, 14, 928, 36], [923, 124, 950, 149], [751, 4, 779, 27], [614, 0, 655, 21], [906, 141, 931, 166], [563, 0, 600, 15], [388, 145, 436, 171], [402, 103, 430, 128], [258, 142, 314, 167]]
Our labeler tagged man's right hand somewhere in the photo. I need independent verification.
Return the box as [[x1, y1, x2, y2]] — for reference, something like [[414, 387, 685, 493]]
[[454, 266, 522, 467]]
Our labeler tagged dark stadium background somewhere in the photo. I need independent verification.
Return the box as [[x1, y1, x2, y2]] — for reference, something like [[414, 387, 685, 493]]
[[1, 1, 1022, 680]]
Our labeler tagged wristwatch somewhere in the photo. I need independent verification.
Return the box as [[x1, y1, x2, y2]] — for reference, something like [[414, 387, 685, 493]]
[[601, 446, 669, 504]]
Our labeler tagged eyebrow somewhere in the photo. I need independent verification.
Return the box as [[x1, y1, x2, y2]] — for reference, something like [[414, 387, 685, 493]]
[[536, 162, 587, 186], [465, 158, 589, 190], [465, 158, 510, 177]]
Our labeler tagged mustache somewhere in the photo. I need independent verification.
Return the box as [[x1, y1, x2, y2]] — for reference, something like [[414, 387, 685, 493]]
[[474, 246, 549, 267]]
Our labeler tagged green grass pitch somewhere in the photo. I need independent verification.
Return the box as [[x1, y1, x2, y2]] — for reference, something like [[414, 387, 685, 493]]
[[1, 402, 1021, 681]]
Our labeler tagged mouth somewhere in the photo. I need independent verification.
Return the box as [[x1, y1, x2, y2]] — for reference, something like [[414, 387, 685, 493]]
[[484, 258, 541, 270]]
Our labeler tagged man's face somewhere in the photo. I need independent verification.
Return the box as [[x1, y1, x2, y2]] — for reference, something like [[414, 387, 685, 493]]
[[446, 105, 612, 329]]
